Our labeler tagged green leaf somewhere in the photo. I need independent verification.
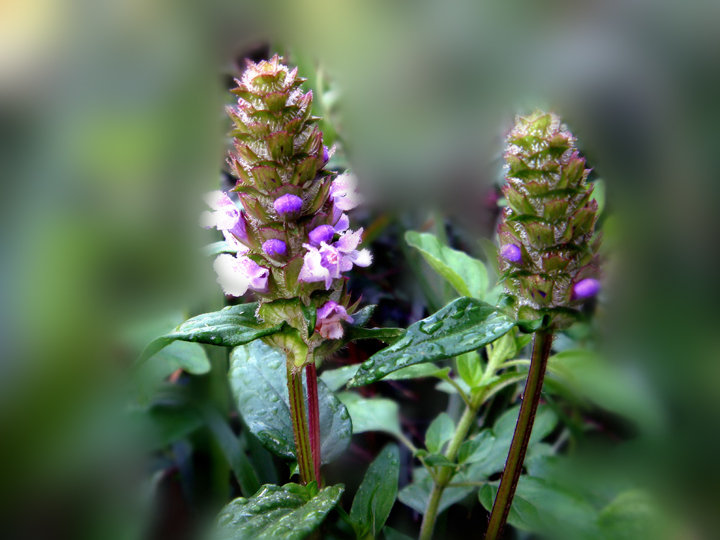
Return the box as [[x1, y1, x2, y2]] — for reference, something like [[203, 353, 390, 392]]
[[350, 444, 400, 538], [456, 351, 483, 387], [229, 341, 352, 463], [320, 364, 360, 392], [597, 490, 663, 540], [547, 350, 661, 429], [457, 430, 495, 464], [337, 392, 401, 436], [479, 477, 597, 538], [215, 483, 344, 540], [128, 403, 204, 451], [405, 231, 489, 299], [383, 363, 445, 380], [345, 326, 405, 343], [139, 303, 282, 364], [425, 413, 455, 454], [348, 297, 515, 387]]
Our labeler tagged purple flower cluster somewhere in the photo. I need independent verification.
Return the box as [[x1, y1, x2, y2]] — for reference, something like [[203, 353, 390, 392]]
[[202, 173, 370, 336]]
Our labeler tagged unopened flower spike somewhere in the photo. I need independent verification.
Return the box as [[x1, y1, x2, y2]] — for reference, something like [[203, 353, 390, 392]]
[[202, 55, 371, 357], [497, 110, 601, 328]]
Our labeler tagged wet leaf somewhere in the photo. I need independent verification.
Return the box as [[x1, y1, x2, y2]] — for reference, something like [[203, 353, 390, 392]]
[[348, 297, 515, 387], [229, 341, 352, 463], [215, 483, 344, 540], [139, 303, 282, 364]]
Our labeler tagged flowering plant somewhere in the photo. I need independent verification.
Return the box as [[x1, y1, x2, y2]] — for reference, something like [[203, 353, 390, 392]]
[[134, 57, 661, 540]]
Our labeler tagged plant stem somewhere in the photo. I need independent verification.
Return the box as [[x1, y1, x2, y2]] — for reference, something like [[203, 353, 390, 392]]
[[484, 326, 553, 540], [305, 362, 322, 486], [419, 403, 479, 540], [287, 361, 315, 485]]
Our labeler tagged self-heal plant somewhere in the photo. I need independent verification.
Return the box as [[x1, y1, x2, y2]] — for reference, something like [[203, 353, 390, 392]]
[[485, 110, 601, 540], [145, 56, 372, 496], [206, 55, 371, 486]]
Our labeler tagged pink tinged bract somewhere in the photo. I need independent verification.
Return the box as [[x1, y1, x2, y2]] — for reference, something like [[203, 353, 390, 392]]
[[213, 253, 269, 297], [315, 301, 354, 340]]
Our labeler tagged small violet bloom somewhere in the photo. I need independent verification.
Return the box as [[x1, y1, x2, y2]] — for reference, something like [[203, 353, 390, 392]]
[[329, 173, 362, 212], [262, 238, 287, 258], [315, 301, 353, 340], [213, 253, 269, 297], [501, 243, 522, 263], [273, 193, 303, 216], [298, 228, 372, 289], [573, 278, 601, 299], [308, 225, 335, 246]]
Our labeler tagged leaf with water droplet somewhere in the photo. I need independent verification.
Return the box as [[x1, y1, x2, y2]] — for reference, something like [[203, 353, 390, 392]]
[[214, 482, 344, 540], [138, 303, 282, 365], [229, 341, 352, 463], [348, 297, 515, 387]]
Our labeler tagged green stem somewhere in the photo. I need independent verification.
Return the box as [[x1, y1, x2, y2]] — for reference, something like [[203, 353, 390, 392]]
[[484, 325, 553, 540], [419, 403, 478, 540], [287, 361, 315, 485]]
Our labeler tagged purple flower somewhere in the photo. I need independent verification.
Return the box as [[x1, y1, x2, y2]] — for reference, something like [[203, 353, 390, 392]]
[[573, 278, 600, 299], [273, 193, 303, 216], [501, 243, 522, 263], [308, 225, 335, 246], [213, 253, 269, 297], [322, 145, 330, 164], [262, 238, 287, 258], [298, 228, 372, 289], [329, 173, 362, 212], [315, 301, 353, 339]]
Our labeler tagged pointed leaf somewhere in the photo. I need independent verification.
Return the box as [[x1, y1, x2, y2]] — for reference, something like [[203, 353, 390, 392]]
[[348, 298, 515, 387], [350, 444, 400, 538], [425, 413, 455, 454], [405, 231, 488, 299], [139, 303, 281, 364]]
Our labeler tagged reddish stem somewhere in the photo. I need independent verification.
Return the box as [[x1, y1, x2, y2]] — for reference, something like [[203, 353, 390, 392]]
[[305, 362, 322, 485]]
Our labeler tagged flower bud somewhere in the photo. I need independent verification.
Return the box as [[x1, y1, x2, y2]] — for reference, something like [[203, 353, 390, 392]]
[[262, 238, 288, 258], [273, 194, 303, 217], [202, 55, 371, 347], [573, 278, 600, 299]]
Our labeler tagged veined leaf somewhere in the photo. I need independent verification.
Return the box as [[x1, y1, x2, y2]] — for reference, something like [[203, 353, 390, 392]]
[[139, 303, 282, 364], [215, 483, 344, 540], [348, 297, 515, 387]]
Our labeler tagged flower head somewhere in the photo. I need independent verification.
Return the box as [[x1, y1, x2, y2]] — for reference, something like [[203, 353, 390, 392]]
[[262, 239, 287, 258]]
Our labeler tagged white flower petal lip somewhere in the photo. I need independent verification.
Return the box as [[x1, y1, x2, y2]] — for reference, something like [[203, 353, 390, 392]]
[[213, 254, 250, 297], [201, 190, 241, 231], [329, 173, 362, 212], [213, 254, 269, 297]]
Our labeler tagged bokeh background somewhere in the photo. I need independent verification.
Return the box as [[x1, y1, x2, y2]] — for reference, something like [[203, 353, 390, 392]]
[[1, 0, 719, 538]]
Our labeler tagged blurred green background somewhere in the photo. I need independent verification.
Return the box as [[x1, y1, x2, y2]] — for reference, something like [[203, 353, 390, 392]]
[[1, 0, 719, 538]]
